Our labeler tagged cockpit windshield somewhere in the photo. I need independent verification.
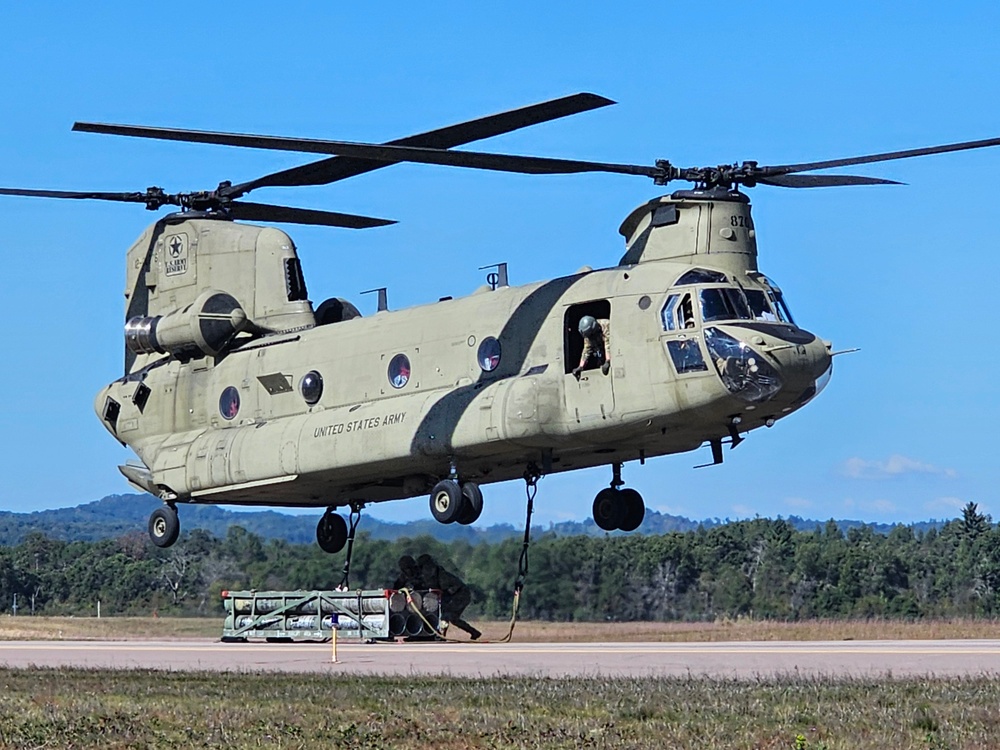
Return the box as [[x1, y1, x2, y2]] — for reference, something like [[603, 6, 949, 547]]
[[744, 289, 779, 322], [700, 288, 752, 322], [663, 276, 797, 329]]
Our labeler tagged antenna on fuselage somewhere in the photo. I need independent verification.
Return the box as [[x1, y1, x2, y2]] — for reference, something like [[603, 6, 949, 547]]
[[479, 262, 509, 289], [361, 287, 389, 312]]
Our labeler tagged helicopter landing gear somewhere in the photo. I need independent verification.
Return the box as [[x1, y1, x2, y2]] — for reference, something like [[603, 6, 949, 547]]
[[316, 508, 349, 554], [592, 463, 645, 532], [458, 481, 484, 525], [429, 478, 484, 525], [148, 504, 180, 548]]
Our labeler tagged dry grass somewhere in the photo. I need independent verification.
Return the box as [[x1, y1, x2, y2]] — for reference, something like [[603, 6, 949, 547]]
[[1, 668, 998, 749], [0, 615, 217, 640], [3, 614, 999, 642]]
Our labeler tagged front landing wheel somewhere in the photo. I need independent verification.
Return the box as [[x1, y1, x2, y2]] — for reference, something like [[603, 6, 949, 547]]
[[592, 488, 624, 531], [148, 505, 180, 548], [618, 488, 646, 532]]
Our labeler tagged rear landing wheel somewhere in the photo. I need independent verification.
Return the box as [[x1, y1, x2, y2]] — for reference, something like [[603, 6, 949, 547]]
[[429, 479, 464, 524], [148, 505, 180, 548], [316, 510, 348, 554], [457, 482, 484, 525]]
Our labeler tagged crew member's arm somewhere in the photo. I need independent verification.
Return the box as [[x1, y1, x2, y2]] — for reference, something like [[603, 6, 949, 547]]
[[574, 338, 593, 376]]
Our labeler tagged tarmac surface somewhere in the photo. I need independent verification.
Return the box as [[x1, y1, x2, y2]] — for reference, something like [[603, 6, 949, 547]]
[[2, 639, 1000, 677]]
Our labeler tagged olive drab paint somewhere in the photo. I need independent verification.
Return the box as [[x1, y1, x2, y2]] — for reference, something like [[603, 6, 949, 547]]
[[94, 190, 833, 514]]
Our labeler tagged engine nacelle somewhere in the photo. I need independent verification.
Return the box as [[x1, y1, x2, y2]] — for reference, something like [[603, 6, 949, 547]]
[[125, 289, 247, 357]]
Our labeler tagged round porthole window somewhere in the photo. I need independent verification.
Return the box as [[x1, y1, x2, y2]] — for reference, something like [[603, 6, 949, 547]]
[[388, 353, 410, 389], [477, 336, 501, 372], [219, 386, 240, 420], [300, 370, 323, 405]]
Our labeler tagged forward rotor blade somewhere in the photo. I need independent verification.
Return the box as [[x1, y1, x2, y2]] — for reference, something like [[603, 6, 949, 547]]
[[75, 92, 616, 195], [756, 174, 903, 188], [765, 136, 1000, 176], [226, 201, 396, 228], [71, 124, 657, 179], [0, 187, 149, 203]]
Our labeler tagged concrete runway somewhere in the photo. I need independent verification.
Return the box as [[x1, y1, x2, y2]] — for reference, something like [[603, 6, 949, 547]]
[[2, 639, 1000, 677]]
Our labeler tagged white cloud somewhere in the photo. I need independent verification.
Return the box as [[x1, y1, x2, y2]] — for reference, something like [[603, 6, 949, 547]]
[[841, 454, 957, 480], [731, 504, 755, 518]]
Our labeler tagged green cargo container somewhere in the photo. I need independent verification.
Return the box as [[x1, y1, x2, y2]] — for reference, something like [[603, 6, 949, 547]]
[[221, 589, 441, 642]]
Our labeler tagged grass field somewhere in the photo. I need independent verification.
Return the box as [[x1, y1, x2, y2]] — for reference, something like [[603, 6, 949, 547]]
[[3, 618, 999, 747], [1, 614, 999, 642], [0, 668, 996, 749]]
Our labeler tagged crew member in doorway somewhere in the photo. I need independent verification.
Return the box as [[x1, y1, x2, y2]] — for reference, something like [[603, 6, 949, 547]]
[[573, 315, 611, 378], [417, 553, 481, 640]]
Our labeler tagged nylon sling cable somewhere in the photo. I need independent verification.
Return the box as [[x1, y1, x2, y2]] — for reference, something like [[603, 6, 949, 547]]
[[338, 505, 364, 590], [495, 467, 538, 643]]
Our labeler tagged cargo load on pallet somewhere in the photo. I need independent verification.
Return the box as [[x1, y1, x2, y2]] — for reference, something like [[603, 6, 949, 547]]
[[221, 589, 442, 642]]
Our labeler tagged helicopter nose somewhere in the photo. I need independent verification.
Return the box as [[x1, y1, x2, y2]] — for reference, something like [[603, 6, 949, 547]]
[[705, 324, 832, 408], [756, 328, 833, 407]]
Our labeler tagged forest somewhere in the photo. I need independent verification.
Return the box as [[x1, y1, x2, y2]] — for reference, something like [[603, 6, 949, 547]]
[[1, 503, 998, 622]]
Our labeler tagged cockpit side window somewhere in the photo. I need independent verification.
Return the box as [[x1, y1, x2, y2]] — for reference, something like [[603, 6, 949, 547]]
[[758, 275, 796, 324], [772, 289, 795, 324], [662, 292, 696, 331], [679, 294, 695, 329]]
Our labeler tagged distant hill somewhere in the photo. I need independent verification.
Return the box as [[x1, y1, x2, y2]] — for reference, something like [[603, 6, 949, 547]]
[[0, 493, 946, 546]]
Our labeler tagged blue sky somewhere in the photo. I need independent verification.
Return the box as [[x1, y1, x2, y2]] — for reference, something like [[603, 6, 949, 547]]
[[0, 2, 997, 527]]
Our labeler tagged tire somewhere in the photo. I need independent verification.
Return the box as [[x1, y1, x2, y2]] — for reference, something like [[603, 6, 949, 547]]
[[457, 482, 484, 525], [148, 506, 180, 548], [592, 488, 624, 531], [429, 479, 464, 524], [316, 511, 348, 554], [617, 488, 646, 532]]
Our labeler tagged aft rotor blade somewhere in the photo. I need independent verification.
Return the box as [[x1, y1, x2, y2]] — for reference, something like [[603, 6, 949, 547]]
[[756, 174, 903, 188], [226, 201, 396, 228], [0, 187, 150, 203], [764, 136, 1000, 176], [75, 92, 616, 194]]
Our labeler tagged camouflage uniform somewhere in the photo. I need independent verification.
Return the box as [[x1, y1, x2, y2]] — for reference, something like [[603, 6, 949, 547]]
[[417, 554, 481, 640], [579, 318, 611, 371]]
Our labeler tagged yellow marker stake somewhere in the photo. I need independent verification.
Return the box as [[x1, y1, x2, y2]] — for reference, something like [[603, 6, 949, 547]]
[[331, 627, 338, 663]]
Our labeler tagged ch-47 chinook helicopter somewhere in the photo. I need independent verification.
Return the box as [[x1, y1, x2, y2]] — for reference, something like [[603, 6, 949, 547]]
[[4, 93, 1000, 554]]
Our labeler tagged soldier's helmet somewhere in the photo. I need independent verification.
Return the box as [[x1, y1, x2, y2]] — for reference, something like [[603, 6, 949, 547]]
[[398, 555, 419, 576], [578, 315, 598, 336]]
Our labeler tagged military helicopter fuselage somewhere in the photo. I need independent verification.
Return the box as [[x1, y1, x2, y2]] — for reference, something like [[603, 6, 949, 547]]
[[9, 92, 991, 553], [95, 188, 831, 548]]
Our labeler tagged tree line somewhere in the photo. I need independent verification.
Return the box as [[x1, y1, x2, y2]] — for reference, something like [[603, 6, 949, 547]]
[[1, 503, 998, 621]]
